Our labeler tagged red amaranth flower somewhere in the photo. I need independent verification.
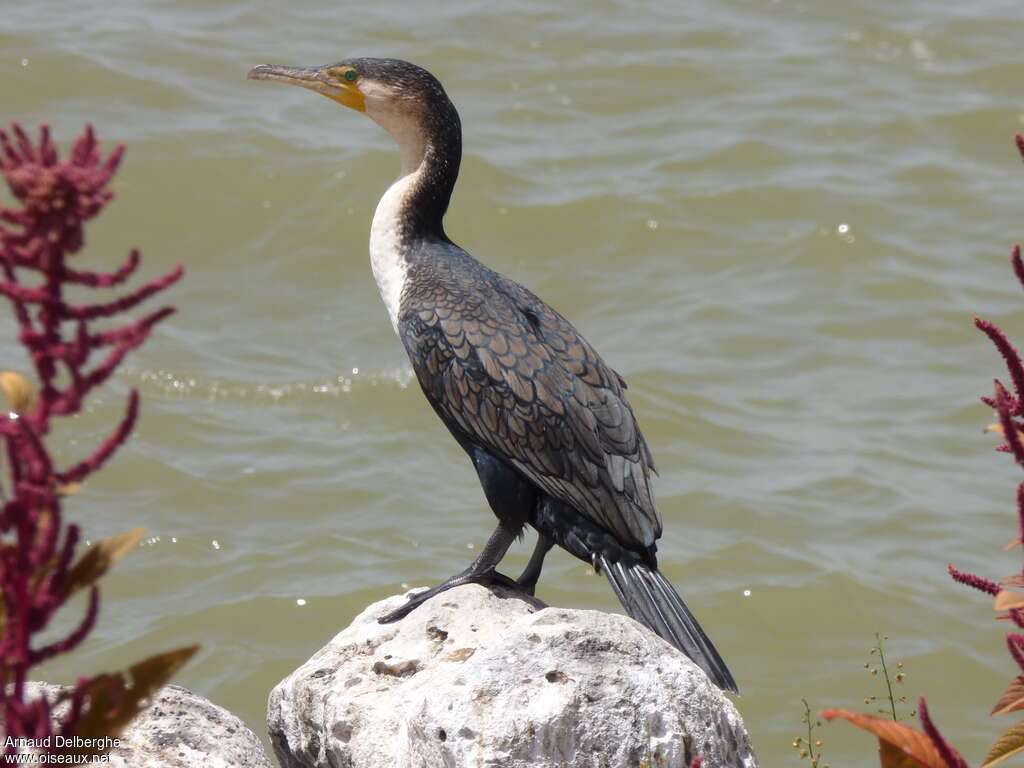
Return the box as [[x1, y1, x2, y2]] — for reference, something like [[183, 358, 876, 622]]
[[976, 321, 1024, 416], [1007, 634, 1024, 673], [947, 564, 1000, 596], [917, 698, 968, 768], [0, 123, 182, 754]]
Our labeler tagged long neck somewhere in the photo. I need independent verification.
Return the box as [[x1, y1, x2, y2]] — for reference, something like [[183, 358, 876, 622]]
[[397, 101, 462, 240], [368, 98, 461, 333], [378, 98, 462, 244]]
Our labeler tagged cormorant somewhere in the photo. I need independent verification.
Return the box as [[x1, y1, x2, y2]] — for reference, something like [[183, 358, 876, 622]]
[[248, 58, 737, 693]]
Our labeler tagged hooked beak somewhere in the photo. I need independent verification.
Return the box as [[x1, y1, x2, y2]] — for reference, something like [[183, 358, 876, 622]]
[[247, 64, 366, 112]]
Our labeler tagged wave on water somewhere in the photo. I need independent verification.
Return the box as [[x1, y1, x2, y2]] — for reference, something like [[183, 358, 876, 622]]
[[135, 366, 417, 402]]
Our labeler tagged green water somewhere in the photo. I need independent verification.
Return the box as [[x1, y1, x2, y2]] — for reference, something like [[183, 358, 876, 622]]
[[3, 1, 1024, 765]]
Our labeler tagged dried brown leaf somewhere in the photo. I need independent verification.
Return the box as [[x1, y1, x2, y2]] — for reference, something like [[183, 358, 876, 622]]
[[65, 528, 144, 596], [821, 709, 946, 768], [992, 676, 1024, 716], [983, 720, 1024, 767], [67, 645, 198, 753]]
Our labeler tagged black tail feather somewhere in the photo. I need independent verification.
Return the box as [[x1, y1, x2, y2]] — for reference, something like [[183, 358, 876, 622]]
[[602, 556, 738, 694]]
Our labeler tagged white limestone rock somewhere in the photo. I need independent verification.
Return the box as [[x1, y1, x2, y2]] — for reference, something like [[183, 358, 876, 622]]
[[268, 583, 757, 768], [13, 682, 271, 768], [107, 684, 272, 768]]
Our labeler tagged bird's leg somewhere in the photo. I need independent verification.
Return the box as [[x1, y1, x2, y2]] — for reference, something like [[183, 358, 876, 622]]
[[378, 523, 521, 624], [516, 533, 555, 596]]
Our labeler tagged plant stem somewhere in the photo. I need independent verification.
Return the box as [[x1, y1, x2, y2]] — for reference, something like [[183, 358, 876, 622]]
[[801, 698, 817, 763], [875, 633, 898, 721]]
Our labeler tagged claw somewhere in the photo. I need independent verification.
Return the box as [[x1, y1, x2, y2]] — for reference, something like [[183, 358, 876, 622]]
[[377, 569, 523, 624]]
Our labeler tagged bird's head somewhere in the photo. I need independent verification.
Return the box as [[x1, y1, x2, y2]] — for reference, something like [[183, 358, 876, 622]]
[[248, 58, 457, 171]]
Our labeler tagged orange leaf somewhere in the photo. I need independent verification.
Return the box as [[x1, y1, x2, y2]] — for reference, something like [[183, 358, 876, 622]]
[[988, 423, 1007, 437], [821, 709, 946, 768], [983, 720, 1024, 767], [881, 738, 931, 768], [992, 676, 1024, 716], [1005, 538, 1023, 552], [995, 590, 1024, 611], [1002, 575, 1024, 588]]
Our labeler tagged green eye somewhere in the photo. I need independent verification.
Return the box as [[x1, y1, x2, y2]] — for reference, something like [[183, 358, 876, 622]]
[[344, 69, 357, 82]]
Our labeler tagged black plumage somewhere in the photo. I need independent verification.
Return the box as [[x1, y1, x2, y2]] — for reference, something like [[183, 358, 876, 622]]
[[402, 247, 660, 543], [249, 57, 737, 693]]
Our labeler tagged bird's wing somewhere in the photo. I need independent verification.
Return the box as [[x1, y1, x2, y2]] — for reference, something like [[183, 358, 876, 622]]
[[400, 272, 660, 549]]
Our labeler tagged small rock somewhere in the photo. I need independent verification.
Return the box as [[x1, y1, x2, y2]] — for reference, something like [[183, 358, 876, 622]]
[[13, 682, 271, 768], [108, 684, 272, 768]]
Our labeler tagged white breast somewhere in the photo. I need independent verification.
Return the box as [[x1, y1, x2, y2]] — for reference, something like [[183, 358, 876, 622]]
[[369, 171, 418, 334]]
